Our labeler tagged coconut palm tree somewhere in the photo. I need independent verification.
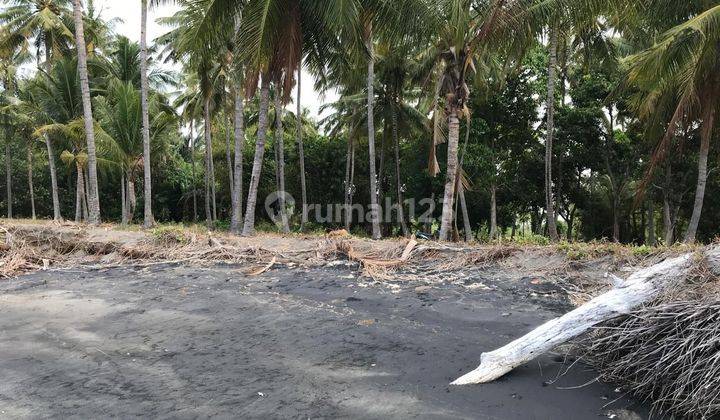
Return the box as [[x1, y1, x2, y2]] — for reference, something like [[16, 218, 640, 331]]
[[0, 101, 14, 219], [355, 0, 433, 239], [158, 0, 238, 229], [376, 43, 429, 237], [544, 24, 561, 242], [0, 0, 74, 221], [236, 0, 390, 235], [422, 0, 523, 241], [139, 0, 172, 228], [93, 36, 174, 93], [295, 69, 307, 230], [172, 74, 205, 222], [0, 0, 73, 71], [0, 51, 28, 219], [328, 48, 428, 236], [71, 0, 100, 224], [96, 81, 143, 223], [30, 57, 85, 219], [173, 76, 203, 222], [6, 90, 40, 220], [625, 3, 720, 243], [57, 125, 89, 221], [96, 79, 175, 224]]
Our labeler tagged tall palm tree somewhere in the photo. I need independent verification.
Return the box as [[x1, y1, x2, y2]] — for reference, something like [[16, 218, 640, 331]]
[[329, 47, 428, 236], [363, 18, 381, 239], [626, 3, 720, 243], [173, 75, 203, 222], [98, 30, 172, 227], [140, 0, 162, 228], [272, 85, 290, 233], [236, 0, 369, 235], [96, 81, 143, 223], [295, 68, 307, 230], [6, 95, 39, 220], [0, 0, 73, 221], [241, 74, 269, 236], [376, 44, 428, 237], [355, 0, 429, 239], [72, 0, 100, 224], [158, 0, 236, 229], [320, 94, 365, 231], [97, 80, 175, 224], [0, 103, 13, 219], [31, 57, 87, 220], [0, 52, 28, 219], [544, 24, 560, 242], [424, 0, 525, 241], [0, 0, 73, 71]]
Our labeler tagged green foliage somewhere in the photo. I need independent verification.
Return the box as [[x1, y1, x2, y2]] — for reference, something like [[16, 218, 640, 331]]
[[150, 225, 193, 245], [1, 0, 720, 248]]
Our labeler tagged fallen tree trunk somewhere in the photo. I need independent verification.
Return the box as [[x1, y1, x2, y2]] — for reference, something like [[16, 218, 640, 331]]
[[452, 246, 720, 385]]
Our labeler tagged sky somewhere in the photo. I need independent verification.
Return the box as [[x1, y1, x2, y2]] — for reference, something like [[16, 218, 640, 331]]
[[94, 0, 337, 122]]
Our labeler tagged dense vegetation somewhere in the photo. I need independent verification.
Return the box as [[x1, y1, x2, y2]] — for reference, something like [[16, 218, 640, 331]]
[[0, 0, 719, 244]]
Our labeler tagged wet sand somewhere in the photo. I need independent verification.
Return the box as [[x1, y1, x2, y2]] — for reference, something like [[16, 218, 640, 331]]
[[0, 263, 647, 419]]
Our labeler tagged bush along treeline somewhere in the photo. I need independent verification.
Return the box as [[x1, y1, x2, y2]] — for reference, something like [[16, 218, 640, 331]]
[[0, 0, 719, 244]]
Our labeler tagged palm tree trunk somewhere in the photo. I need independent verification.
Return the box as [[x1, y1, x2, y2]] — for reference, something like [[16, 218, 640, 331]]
[[274, 87, 290, 233], [242, 76, 271, 236], [544, 25, 560, 242], [127, 174, 136, 220], [296, 69, 308, 231], [190, 121, 197, 222], [45, 136, 62, 221], [391, 108, 408, 237], [210, 142, 217, 222], [349, 138, 356, 228], [42, 38, 61, 221], [82, 167, 89, 221], [490, 184, 498, 240], [5, 132, 12, 219], [684, 107, 715, 244], [27, 144, 36, 219], [75, 162, 87, 222], [366, 27, 381, 240], [612, 192, 621, 243], [139, 0, 154, 228], [647, 199, 655, 246], [230, 88, 245, 234], [344, 136, 353, 231], [121, 171, 127, 226], [663, 163, 674, 245], [225, 114, 234, 198], [73, 0, 100, 224], [273, 132, 280, 192], [663, 195, 673, 245], [457, 117, 472, 242], [75, 166, 82, 222], [439, 109, 460, 241], [459, 184, 472, 242], [378, 121, 387, 210], [203, 96, 214, 229]]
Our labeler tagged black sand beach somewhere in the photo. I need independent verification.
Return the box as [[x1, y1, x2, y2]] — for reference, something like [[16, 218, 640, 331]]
[[0, 263, 647, 419]]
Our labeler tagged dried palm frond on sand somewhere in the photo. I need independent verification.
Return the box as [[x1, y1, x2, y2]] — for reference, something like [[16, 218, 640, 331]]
[[581, 295, 720, 419]]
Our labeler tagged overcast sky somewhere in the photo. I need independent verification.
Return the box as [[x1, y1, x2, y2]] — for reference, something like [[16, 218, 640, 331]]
[[93, 1, 336, 122]]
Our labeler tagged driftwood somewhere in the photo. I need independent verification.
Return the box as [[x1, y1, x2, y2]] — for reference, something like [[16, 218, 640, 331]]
[[451, 246, 720, 385]]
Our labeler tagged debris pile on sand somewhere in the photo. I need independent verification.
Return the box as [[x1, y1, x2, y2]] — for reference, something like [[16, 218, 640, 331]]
[[0, 222, 518, 281], [581, 277, 720, 419], [331, 238, 519, 280]]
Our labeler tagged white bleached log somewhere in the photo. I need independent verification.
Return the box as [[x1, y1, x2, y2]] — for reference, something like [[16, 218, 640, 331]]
[[451, 246, 720, 385]]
